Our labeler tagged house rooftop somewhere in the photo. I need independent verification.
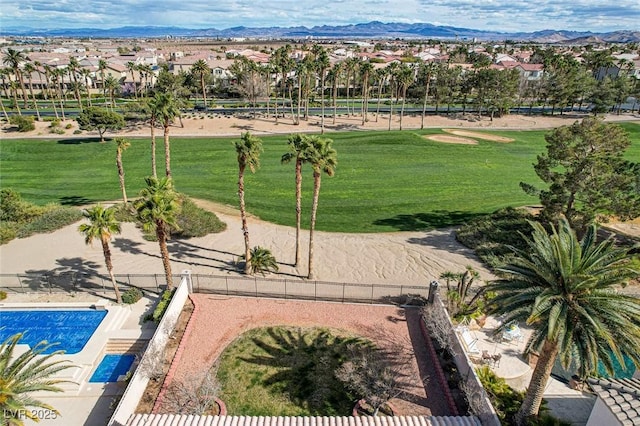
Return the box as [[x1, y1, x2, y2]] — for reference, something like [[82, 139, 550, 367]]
[[126, 415, 481, 426], [587, 377, 640, 426]]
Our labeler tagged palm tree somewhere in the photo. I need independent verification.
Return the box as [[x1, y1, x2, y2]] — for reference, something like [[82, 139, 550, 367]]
[[103, 74, 119, 109], [0, 333, 75, 425], [241, 246, 279, 275], [234, 132, 263, 274], [22, 62, 40, 120], [115, 138, 131, 204], [306, 136, 337, 280], [359, 62, 374, 125], [281, 134, 311, 267], [80, 68, 93, 107], [191, 59, 210, 109], [145, 95, 160, 178], [78, 205, 123, 303], [153, 92, 181, 178], [134, 176, 181, 289], [312, 45, 330, 133], [420, 62, 436, 129], [126, 62, 138, 99], [487, 218, 640, 425], [2, 48, 29, 108], [374, 67, 388, 123], [67, 57, 83, 111], [396, 64, 414, 131], [98, 59, 108, 99], [328, 62, 342, 125]]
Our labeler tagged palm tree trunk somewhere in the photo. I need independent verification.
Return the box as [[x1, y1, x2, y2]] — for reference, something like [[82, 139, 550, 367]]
[[156, 222, 174, 289], [0, 99, 8, 121], [117, 150, 128, 204], [164, 123, 171, 178], [150, 118, 157, 178], [308, 171, 322, 280], [400, 88, 407, 131], [238, 163, 251, 274], [515, 340, 559, 425], [421, 79, 431, 129], [201, 76, 207, 109], [101, 236, 122, 303], [320, 72, 326, 134], [294, 159, 302, 267], [332, 78, 338, 125]]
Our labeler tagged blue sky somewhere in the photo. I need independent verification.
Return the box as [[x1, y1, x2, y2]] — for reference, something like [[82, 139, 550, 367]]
[[1, 0, 638, 33]]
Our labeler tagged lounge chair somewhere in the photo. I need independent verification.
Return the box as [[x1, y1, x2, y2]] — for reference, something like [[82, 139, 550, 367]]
[[456, 326, 480, 354]]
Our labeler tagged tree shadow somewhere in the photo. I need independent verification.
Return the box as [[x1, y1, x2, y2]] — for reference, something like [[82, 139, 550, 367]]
[[239, 327, 367, 415], [57, 137, 109, 144], [60, 195, 94, 206], [406, 229, 479, 254], [373, 211, 485, 231]]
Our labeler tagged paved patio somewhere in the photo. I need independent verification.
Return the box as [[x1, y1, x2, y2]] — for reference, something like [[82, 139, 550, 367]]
[[459, 316, 596, 426]]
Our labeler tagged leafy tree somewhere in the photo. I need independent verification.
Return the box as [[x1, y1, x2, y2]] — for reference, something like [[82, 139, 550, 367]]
[[115, 138, 131, 204], [0, 333, 75, 425], [281, 134, 312, 267], [76, 106, 125, 142], [520, 118, 640, 230], [487, 218, 640, 425], [78, 205, 123, 303], [306, 136, 337, 280], [234, 132, 263, 274], [134, 176, 181, 289]]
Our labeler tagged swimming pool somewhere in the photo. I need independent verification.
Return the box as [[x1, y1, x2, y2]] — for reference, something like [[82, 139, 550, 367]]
[[89, 354, 136, 382], [0, 309, 108, 354]]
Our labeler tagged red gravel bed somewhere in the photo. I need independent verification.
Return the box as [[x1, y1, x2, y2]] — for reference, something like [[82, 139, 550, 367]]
[[161, 295, 452, 416]]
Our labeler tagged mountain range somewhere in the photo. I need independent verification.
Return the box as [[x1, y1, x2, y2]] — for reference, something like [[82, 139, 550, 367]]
[[2, 21, 639, 43]]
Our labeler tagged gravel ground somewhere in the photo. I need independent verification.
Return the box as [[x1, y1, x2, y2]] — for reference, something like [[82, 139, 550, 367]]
[[163, 295, 452, 416]]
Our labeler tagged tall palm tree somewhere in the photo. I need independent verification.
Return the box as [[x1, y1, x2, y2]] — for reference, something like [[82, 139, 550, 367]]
[[98, 59, 108, 99], [2, 48, 29, 108], [487, 218, 640, 425], [115, 138, 131, 204], [396, 64, 414, 131], [145, 95, 160, 178], [281, 134, 311, 267], [153, 92, 181, 178], [234, 132, 263, 274], [191, 59, 210, 109], [306, 136, 337, 280], [328, 62, 342, 125], [344, 57, 359, 116], [0, 333, 75, 425], [22, 62, 40, 120], [134, 176, 181, 289], [67, 57, 83, 111], [42, 65, 59, 119], [374, 67, 388, 123], [81, 68, 93, 107], [359, 62, 374, 125], [126, 61, 138, 99], [312, 45, 330, 134], [78, 205, 123, 303], [420, 62, 436, 129], [103, 74, 119, 109]]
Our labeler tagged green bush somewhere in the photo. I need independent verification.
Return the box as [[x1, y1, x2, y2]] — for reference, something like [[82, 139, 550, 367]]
[[456, 207, 535, 269], [15, 206, 83, 239], [174, 197, 227, 239], [50, 127, 65, 134], [9, 115, 35, 132], [151, 289, 175, 323], [0, 290, 7, 300], [121, 287, 143, 304], [0, 223, 16, 245], [73, 129, 82, 134], [0, 189, 44, 223], [65, 123, 73, 129], [49, 118, 61, 128]]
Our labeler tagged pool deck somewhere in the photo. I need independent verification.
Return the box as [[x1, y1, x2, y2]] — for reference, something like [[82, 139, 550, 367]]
[[0, 293, 158, 426]]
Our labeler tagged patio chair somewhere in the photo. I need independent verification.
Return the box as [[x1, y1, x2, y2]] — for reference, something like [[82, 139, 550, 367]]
[[491, 353, 502, 368], [481, 350, 493, 364], [457, 326, 480, 355]]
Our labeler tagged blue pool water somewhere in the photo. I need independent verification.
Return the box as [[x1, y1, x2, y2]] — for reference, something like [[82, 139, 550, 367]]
[[552, 352, 636, 381], [89, 354, 135, 382], [0, 309, 107, 354]]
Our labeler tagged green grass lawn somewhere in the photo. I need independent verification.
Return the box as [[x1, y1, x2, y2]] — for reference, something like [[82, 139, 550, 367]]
[[1, 122, 638, 232], [216, 326, 366, 416]]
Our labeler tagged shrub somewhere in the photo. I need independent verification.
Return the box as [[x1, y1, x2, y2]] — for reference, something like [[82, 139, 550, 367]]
[[174, 197, 226, 239], [121, 287, 143, 304], [0, 291, 7, 300], [49, 118, 61, 128], [73, 129, 82, 134], [50, 127, 65, 134], [151, 289, 175, 323], [0, 224, 16, 245], [241, 246, 279, 275], [65, 123, 73, 129], [15, 207, 83, 239], [456, 207, 535, 269], [0, 189, 44, 223], [9, 115, 35, 132]]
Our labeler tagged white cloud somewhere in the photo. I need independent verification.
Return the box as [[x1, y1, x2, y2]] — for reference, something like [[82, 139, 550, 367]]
[[2, 0, 638, 32]]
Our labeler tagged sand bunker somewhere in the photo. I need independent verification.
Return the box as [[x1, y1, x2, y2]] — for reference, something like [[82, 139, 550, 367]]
[[427, 134, 478, 145], [443, 129, 515, 143]]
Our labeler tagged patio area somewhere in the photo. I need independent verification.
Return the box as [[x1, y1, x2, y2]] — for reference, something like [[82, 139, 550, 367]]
[[456, 316, 596, 425]]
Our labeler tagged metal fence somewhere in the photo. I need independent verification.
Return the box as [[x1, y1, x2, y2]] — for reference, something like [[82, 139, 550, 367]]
[[0, 273, 175, 295], [190, 274, 430, 304], [0, 272, 431, 305]]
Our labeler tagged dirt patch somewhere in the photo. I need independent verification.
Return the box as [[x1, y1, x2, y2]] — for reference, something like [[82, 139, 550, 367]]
[[442, 129, 515, 143], [135, 298, 195, 414], [426, 134, 478, 145]]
